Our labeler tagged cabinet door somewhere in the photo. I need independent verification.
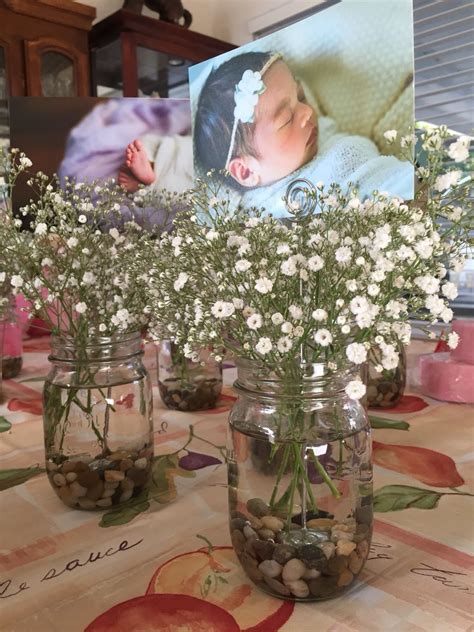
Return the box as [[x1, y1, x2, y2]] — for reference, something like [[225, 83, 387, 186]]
[[24, 37, 89, 96]]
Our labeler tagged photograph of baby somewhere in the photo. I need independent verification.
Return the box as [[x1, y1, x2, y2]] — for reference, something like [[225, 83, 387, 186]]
[[9, 97, 193, 219], [189, 0, 415, 215]]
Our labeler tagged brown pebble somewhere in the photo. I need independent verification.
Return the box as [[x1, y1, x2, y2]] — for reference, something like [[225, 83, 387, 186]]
[[337, 569, 354, 587], [126, 468, 148, 486], [104, 470, 125, 482], [356, 539, 369, 559], [326, 555, 349, 576], [108, 451, 129, 461], [119, 459, 134, 471], [85, 480, 104, 501], [231, 529, 246, 554], [258, 529, 275, 541], [307, 518, 336, 531], [77, 470, 100, 487], [62, 461, 78, 474], [349, 552, 364, 574]]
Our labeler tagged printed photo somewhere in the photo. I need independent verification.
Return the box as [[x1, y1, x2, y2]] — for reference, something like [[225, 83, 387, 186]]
[[189, 0, 415, 215], [9, 97, 193, 217]]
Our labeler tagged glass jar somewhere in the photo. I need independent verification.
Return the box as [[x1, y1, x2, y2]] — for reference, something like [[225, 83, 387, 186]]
[[366, 340, 406, 408], [157, 340, 222, 411], [44, 332, 154, 510], [227, 359, 372, 602], [1, 295, 23, 380]]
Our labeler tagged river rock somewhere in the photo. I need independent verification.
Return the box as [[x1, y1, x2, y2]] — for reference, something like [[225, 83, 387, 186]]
[[282, 558, 306, 582], [337, 540, 357, 557], [253, 540, 275, 561], [319, 542, 336, 560], [257, 529, 275, 541], [349, 552, 364, 574], [337, 568, 354, 587], [69, 482, 87, 497], [77, 469, 100, 487], [260, 516, 284, 532], [286, 579, 310, 598], [52, 473, 66, 487], [258, 559, 282, 578], [263, 576, 291, 597], [104, 470, 125, 482], [273, 544, 297, 565], [246, 498, 270, 518]]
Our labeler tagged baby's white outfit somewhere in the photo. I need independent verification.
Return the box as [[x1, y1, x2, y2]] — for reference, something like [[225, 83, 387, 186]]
[[240, 116, 413, 216], [139, 133, 194, 193]]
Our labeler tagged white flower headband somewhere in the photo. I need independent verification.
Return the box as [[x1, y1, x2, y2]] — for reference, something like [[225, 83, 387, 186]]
[[224, 53, 282, 170]]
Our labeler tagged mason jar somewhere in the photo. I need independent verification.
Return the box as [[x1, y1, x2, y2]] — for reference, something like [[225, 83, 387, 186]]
[[227, 359, 372, 601], [1, 295, 23, 380], [366, 340, 406, 408], [157, 339, 222, 411], [44, 332, 154, 510]]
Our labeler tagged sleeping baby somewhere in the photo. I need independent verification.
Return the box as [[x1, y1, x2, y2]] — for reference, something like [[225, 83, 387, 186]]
[[192, 51, 413, 213]]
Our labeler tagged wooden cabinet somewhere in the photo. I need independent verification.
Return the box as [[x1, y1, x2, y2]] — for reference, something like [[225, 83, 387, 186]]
[[90, 10, 235, 98], [0, 0, 95, 98]]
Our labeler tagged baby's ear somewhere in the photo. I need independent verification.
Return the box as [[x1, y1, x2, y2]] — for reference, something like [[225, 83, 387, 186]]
[[227, 156, 260, 188]]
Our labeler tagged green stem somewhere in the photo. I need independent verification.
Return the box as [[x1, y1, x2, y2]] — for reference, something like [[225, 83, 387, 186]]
[[308, 450, 341, 499], [269, 444, 291, 509]]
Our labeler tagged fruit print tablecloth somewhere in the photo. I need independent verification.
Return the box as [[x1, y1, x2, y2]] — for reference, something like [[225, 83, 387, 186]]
[[0, 337, 473, 631]]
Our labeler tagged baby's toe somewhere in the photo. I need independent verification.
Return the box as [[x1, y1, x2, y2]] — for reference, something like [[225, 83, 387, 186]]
[[133, 139, 143, 152]]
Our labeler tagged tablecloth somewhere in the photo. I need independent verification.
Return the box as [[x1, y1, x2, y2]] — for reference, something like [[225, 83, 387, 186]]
[[0, 337, 473, 631]]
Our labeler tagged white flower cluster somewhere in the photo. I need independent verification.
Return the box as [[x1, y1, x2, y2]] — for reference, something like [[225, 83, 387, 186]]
[[0, 158, 164, 341], [145, 130, 471, 399]]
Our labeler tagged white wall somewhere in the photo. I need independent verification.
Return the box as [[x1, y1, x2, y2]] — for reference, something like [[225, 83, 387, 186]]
[[79, 0, 324, 45]]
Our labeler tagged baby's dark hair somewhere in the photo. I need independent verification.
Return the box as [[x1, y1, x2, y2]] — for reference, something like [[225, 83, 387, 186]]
[[194, 51, 274, 185]]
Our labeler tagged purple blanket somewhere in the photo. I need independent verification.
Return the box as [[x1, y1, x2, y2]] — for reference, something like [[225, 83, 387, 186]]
[[59, 98, 192, 184]]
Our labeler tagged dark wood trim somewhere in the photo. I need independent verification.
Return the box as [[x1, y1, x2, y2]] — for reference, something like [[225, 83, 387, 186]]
[[91, 9, 235, 58], [121, 32, 138, 97], [1, 0, 96, 31], [0, 34, 24, 95], [24, 37, 89, 96]]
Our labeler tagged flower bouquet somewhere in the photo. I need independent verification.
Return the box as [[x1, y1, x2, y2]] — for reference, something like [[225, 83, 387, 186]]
[[0, 150, 172, 511], [138, 125, 472, 600]]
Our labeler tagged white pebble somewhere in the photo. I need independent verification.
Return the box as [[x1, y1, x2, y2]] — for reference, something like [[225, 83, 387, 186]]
[[52, 473, 66, 487], [46, 461, 58, 472], [282, 558, 306, 582], [286, 579, 310, 598], [303, 568, 321, 580], [258, 560, 282, 578], [134, 457, 148, 470], [65, 472, 77, 483], [69, 482, 87, 497], [96, 498, 113, 508], [101, 488, 115, 498]]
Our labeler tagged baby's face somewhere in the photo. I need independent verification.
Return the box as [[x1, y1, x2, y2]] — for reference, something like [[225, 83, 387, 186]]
[[252, 61, 318, 185]]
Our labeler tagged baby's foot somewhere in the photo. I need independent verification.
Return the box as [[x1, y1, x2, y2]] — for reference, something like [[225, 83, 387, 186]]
[[118, 165, 141, 193], [125, 139, 155, 186]]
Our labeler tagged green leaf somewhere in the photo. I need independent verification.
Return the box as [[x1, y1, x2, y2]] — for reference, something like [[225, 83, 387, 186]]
[[0, 466, 44, 491], [369, 415, 410, 431], [374, 484, 442, 512], [150, 453, 195, 505], [0, 417, 12, 433], [99, 490, 150, 527]]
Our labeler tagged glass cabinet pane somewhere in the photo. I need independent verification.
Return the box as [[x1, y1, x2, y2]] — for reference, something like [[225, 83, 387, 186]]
[[40, 51, 75, 96], [93, 39, 124, 97], [137, 47, 193, 98]]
